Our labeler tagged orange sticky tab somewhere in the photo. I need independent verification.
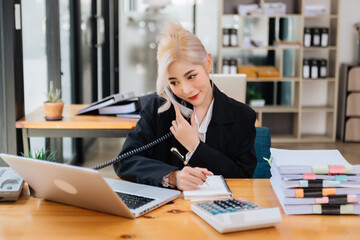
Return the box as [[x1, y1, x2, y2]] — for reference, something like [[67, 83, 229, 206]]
[[329, 165, 345, 174], [295, 189, 304, 198], [303, 173, 316, 180], [322, 188, 336, 196], [315, 197, 329, 204]]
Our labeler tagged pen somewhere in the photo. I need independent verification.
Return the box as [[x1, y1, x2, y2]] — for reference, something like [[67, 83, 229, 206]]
[[170, 147, 188, 165], [170, 147, 208, 186]]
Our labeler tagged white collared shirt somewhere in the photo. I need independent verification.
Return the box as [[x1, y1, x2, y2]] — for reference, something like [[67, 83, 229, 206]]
[[185, 98, 215, 162]]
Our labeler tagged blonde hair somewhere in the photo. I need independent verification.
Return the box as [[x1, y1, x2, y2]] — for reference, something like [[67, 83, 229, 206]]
[[156, 22, 208, 113]]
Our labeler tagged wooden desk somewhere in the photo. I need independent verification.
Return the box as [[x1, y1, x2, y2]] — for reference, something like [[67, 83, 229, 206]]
[[1, 179, 359, 240], [16, 104, 138, 156]]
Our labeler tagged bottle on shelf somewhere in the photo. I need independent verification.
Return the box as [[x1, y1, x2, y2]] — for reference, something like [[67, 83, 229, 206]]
[[310, 59, 319, 79], [320, 28, 329, 47], [230, 59, 238, 74], [311, 28, 321, 47], [223, 28, 230, 47], [303, 59, 310, 79], [230, 29, 238, 47], [319, 59, 328, 78], [222, 59, 230, 74], [304, 28, 311, 47]]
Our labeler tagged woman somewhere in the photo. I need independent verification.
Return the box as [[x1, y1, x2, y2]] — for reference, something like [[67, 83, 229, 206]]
[[114, 23, 257, 191]]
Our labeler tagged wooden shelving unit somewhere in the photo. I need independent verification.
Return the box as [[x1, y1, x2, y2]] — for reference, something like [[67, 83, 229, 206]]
[[217, 0, 339, 143]]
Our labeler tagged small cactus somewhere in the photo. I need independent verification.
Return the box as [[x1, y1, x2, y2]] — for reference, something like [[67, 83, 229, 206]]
[[46, 81, 62, 103]]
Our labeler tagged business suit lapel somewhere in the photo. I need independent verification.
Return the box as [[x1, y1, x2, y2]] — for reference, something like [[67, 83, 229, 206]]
[[206, 85, 234, 147]]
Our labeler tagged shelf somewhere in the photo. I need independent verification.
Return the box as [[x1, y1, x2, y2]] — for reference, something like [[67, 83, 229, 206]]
[[304, 14, 338, 19], [253, 106, 298, 113], [247, 77, 299, 82], [222, 46, 301, 50], [303, 46, 337, 50], [302, 78, 335, 82], [223, 14, 302, 18], [219, 0, 339, 143], [301, 106, 334, 112], [222, 46, 278, 50], [299, 134, 334, 142], [271, 135, 299, 143]]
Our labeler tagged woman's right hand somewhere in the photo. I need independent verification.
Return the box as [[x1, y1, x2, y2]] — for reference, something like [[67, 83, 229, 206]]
[[168, 166, 213, 191]]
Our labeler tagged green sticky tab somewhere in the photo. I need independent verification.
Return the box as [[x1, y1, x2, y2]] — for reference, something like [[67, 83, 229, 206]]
[[299, 180, 308, 187], [345, 165, 353, 174], [340, 204, 354, 214], [313, 205, 322, 214], [335, 175, 348, 182], [263, 156, 273, 164], [312, 165, 329, 174]]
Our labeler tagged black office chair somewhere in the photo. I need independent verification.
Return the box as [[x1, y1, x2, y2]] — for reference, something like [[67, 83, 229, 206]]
[[252, 127, 272, 178]]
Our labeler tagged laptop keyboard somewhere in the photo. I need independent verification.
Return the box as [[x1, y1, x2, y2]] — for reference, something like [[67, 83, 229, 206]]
[[116, 192, 155, 210]]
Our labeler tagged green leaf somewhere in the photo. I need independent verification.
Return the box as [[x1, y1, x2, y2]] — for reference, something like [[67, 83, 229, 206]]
[[263, 156, 273, 164], [21, 148, 57, 162]]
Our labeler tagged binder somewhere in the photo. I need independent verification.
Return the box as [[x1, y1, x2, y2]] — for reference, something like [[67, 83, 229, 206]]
[[77, 91, 135, 115]]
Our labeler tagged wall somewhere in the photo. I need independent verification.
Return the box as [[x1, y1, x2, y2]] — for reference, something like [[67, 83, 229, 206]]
[[338, 0, 360, 65]]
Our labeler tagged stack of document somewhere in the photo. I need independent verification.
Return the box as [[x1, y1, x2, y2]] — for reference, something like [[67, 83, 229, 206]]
[[270, 148, 360, 215]]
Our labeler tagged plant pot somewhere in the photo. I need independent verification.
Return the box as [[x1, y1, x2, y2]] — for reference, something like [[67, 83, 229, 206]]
[[44, 101, 64, 120], [250, 99, 265, 107]]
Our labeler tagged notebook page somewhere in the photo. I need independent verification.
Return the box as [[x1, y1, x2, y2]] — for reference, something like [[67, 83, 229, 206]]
[[183, 175, 232, 200]]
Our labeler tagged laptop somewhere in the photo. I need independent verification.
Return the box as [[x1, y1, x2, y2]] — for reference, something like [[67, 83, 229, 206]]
[[0, 153, 181, 218]]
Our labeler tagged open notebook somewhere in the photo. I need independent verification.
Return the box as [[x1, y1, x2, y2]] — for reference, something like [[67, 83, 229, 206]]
[[183, 175, 232, 201]]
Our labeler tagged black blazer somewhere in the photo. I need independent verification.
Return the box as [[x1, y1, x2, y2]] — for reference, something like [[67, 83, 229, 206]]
[[114, 84, 257, 187]]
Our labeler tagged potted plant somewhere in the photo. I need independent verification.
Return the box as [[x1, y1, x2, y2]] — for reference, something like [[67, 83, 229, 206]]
[[21, 148, 57, 162], [44, 81, 64, 120], [21, 148, 57, 197], [247, 86, 265, 107]]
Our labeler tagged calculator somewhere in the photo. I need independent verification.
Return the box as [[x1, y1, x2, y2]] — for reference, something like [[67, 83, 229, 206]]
[[191, 197, 282, 233]]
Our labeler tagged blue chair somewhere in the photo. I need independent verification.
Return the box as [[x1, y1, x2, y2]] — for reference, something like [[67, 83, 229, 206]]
[[252, 127, 272, 178]]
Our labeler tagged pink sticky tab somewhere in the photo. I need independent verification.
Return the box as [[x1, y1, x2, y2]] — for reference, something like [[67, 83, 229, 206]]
[[303, 173, 316, 180], [329, 165, 345, 174], [316, 197, 329, 204], [347, 195, 357, 203]]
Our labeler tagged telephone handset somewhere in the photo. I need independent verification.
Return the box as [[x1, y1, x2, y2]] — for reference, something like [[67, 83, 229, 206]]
[[92, 87, 194, 170], [164, 87, 193, 119]]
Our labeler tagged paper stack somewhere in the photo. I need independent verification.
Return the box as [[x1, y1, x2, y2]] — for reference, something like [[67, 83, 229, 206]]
[[270, 148, 360, 215]]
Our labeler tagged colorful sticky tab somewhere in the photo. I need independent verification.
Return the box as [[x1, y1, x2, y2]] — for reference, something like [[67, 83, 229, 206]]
[[329, 165, 345, 174], [299, 180, 308, 187], [347, 195, 357, 203], [340, 204, 354, 214], [312, 165, 328, 174], [345, 165, 353, 174], [322, 188, 336, 196], [303, 173, 316, 180], [323, 180, 340, 187], [313, 205, 322, 214], [335, 175, 348, 182], [295, 189, 304, 198], [315, 197, 329, 204]]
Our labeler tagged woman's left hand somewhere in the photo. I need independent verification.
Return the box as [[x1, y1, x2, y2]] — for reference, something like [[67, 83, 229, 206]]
[[170, 103, 200, 152]]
